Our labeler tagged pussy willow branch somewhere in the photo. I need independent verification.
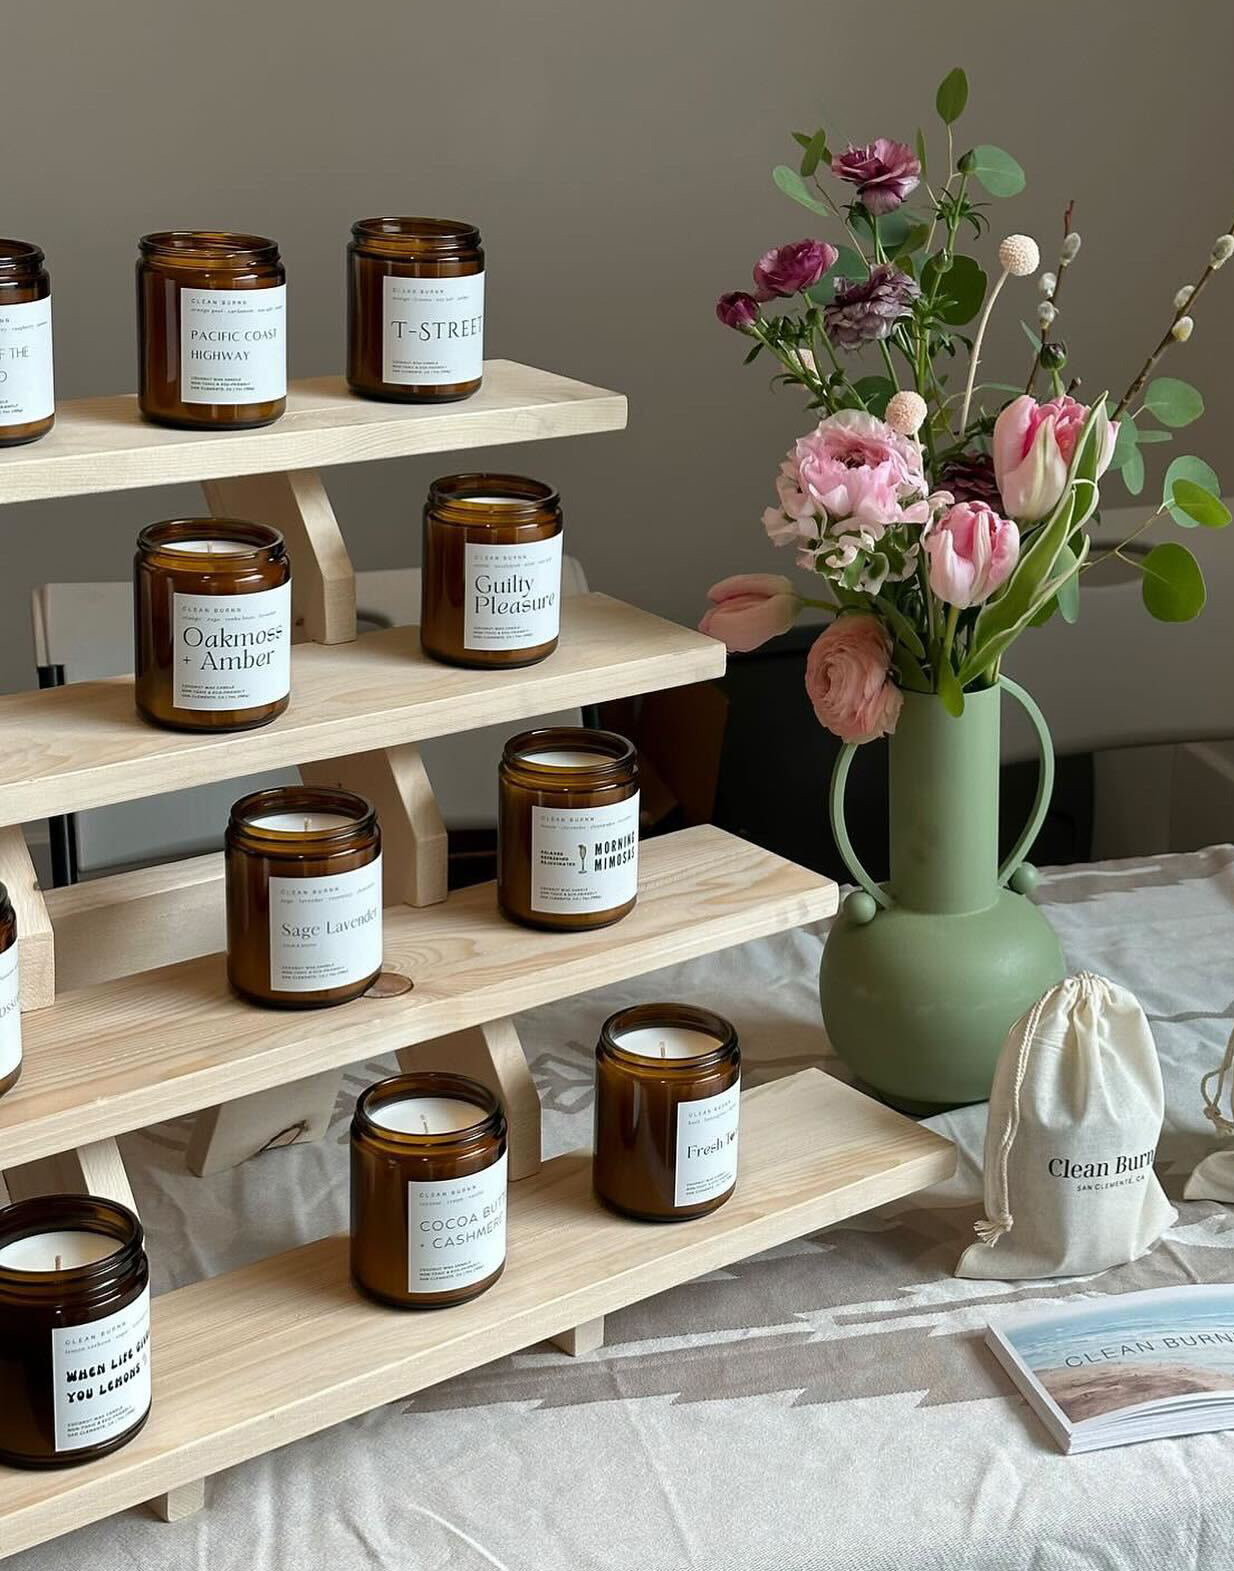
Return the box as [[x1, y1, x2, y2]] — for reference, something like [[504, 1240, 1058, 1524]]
[[1112, 214, 1234, 421], [1025, 199, 1075, 396]]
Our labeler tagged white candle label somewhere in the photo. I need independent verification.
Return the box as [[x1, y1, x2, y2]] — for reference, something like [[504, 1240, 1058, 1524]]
[[382, 272, 484, 385], [179, 285, 287, 404], [268, 855, 382, 993], [172, 581, 291, 712], [0, 296, 53, 423], [0, 943, 19, 1078], [463, 536, 562, 651], [530, 793, 639, 915], [406, 1151, 507, 1294], [51, 1286, 151, 1453], [674, 1081, 740, 1207]]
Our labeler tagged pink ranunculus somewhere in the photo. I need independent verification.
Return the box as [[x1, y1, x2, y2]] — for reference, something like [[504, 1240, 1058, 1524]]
[[699, 573, 799, 653], [752, 239, 839, 301], [790, 409, 925, 528], [716, 291, 760, 330], [804, 615, 902, 743], [925, 501, 1020, 609], [830, 139, 921, 215], [992, 394, 1118, 523]]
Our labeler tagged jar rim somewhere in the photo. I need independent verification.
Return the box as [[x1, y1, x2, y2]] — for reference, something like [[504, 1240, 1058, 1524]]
[[428, 472, 560, 524], [501, 727, 636, 784], [139, 230, 280, 264], [137, 517, 286, 564], [0, 238, 46, 271], [354, 1071, 506, 1149], [351, 216, 481, 250], [0, 1196, 145, 1297], [228, 786, 378, 848], [598, 1003, 740, 1071]]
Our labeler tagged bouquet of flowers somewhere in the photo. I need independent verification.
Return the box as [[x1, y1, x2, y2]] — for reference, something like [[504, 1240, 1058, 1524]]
[[703, 67, 1232, 742]]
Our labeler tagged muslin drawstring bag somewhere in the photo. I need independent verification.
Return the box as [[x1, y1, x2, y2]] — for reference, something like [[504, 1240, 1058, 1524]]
[[957, 972, 1175, 1280], [1183, 1026, 1234, 1202]]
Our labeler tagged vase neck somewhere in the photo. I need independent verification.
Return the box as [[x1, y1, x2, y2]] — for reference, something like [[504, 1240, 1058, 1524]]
[[888, 689, 1001, 914]]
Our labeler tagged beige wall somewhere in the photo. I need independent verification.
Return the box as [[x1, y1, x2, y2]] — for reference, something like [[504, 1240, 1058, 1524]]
[[1, 0, 1230, 721]]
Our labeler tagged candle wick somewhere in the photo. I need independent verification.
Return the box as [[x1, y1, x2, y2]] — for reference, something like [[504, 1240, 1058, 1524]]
[[659, 1041, 666, 1058], [55, 1253, 62, 1271], [420, 1115, 429, 1134]]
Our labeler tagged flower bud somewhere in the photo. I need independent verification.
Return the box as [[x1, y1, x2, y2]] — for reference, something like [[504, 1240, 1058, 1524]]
[[1171, 315, 1194, 342], [1039, 341, 1068, 370], [1173, 285, 1195, 310], [998, 234, 1039, 277], [1037, 301, 1057, 328], [716, 291, 760, 330], [1059, 233, 1082, 264], [1210, 235, 1234, 268], [1039, 271, 1057, 296]]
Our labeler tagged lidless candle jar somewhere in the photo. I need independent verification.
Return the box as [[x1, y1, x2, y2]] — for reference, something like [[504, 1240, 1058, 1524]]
[[593, 1004, 741, 1222], [0, 883, 20, 1099], [421, 474, 563, 668], [226, 786, 383, 1009], [137, 231, 287, 429], [347, 217, 484, 403], [498, 728, 639, 931], [0, 240, 54, 446], [134, 518, 292, 733], [350, 1072, 508, 1309], [0, 1195, 151, 1468]]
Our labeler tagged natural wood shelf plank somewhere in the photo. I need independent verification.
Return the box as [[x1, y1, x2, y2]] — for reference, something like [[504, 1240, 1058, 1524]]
[[0, 362, 626, 505], [0, 827, 837, 1170], [0, 1070, 954, 1557], [0, 595, 724, 826]]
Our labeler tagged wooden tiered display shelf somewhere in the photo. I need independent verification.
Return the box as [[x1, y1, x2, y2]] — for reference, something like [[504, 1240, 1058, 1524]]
[[0, 359, 953, 1557]]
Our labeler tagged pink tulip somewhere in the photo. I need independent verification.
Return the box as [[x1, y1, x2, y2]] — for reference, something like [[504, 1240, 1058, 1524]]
[[925, 501, 1020, 609], [804, 615, 902, 743], [993, 394, 1118, 523], [700, 573, 799, 653]]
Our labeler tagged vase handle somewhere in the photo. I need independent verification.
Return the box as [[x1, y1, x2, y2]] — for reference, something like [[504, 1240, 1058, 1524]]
[[829, 742, 892, 912], [997, 675, 1055, 889]]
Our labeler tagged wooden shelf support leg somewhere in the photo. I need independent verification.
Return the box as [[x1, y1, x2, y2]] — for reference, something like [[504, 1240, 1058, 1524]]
[[151, 1479, 206, 1523], [203, 469, 356, 645], [0, 826, 54, 1010], [184, 1069, 346, 1177], [399, 1018, 542, 1182], [4, 1137, 136, 1210], [550, 1318, 605, 1357]]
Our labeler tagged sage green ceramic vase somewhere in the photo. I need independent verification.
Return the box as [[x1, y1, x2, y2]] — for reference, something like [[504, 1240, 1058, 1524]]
[[819, 677, 1064, 1113]]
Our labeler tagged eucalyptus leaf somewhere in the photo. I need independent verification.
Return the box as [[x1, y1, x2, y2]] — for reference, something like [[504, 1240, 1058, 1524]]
[[1170, 477, 1231, 529], [1122, 444, 1145, 496], [799, 129, 830, 178], [1054, 543, 1082, 623], [1143, 377, 1204, 428], [964, 144, 1026, 197], [935, 68, 969, 124], [853, 375, 894, 417], [792, 131, 813, 149], [1021, 321, 1042, 351], [809, 245, 866, 295], [773, 165, 831, 217], [1110, 418, 1138, 470], [1163, 456, 1220, 527], [1136, 429, 1172, 443], [1140, 541, 1206, 621]]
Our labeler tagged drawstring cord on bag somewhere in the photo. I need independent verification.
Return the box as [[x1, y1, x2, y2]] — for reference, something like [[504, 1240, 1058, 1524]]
[[973, 989, 1054, 1247], [1200, 1024, 1234, 1136]]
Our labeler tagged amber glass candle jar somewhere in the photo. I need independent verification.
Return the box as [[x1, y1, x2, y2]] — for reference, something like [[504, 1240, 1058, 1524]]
[[347, 217, 484, 404], [137, 231, 286, 428], [0, 1195, 151, 1468], [421, 474, 563, 668], [351, 1072, 508, 1309], [226, 787, 382, 1009], [0, 240, 53, 447], [498, 728, 639, 931], [134, 518, 292, 733], [593, 1004, 741, 1223], [0, 883, 21, 1100]]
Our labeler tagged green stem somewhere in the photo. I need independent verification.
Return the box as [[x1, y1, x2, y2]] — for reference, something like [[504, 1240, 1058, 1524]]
[[877, 338, 901, 393], [939, 604, 960, 686]]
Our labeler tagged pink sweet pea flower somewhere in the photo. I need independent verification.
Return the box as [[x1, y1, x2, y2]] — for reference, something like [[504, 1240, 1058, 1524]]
[[700, 573, 799, 652], [925, 501, 1020, 608], [993, 394, 1118, 523], [804, 614, 902, 743]]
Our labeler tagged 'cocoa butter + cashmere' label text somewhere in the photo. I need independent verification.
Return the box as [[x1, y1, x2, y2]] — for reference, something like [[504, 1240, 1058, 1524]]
[[52, 1286, 151, 1452], [172, 582, 291, 712], [179, 285, 287, 404], [530, 796, 639, 915], [675, 1082, 741, 1207], [382, 273, 484, 385], [463, 537, 562, 651], [407, 1153, 507, 1293], [268, 857, 383, 992]]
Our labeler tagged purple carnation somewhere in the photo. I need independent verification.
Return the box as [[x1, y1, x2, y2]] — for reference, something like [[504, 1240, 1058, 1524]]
[[752, 239, 839, 301], [716, 291, 760, 330], [824, 264, 921, 350], [831, 139, 921, 216]]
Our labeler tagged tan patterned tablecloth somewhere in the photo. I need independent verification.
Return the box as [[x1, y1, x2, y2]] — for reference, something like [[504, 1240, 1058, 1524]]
[[12, 847, 1234, 1571]]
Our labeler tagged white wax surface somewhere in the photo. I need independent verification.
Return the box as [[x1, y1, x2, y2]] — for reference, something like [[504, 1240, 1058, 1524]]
[[0, 1230, 121, 1272], [613, 1025, 724, 1061], [520, 749, 606, 768], [246, 811, 357, 833], [370, 1096, 484, 1135], [159, 538, 252, 554], [459, 493, 526, 504]]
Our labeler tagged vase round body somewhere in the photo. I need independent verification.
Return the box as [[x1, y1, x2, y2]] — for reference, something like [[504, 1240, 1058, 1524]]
[[137, 231, 287, 429], [0, 240, 54, 447], [819, 682, 1064, 1112], [346, 217, 484, 404]]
